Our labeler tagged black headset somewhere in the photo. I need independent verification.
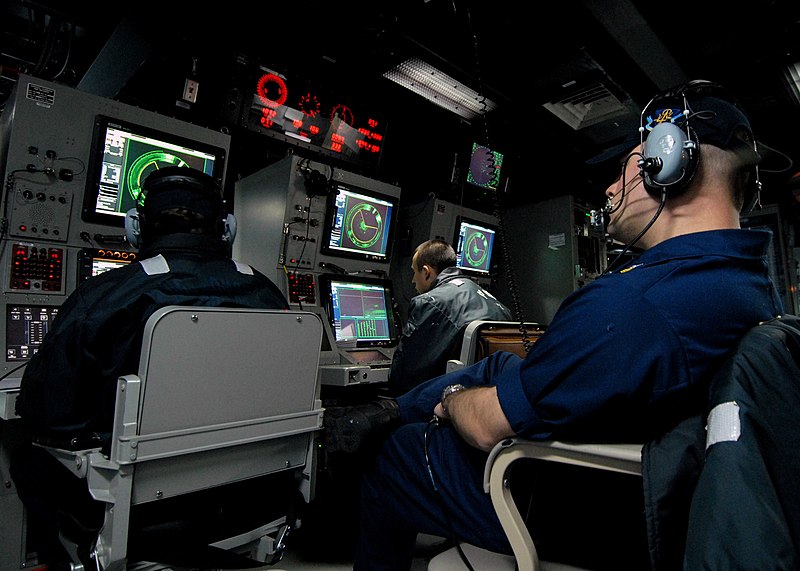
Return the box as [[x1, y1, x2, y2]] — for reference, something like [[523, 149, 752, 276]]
[[125, 167, 236, 248], [638, 79, 761, 204]]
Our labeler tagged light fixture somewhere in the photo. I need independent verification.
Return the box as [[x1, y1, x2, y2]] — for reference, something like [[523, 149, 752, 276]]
[[383, 57, 496, 121], [784, 62, 800, 106]]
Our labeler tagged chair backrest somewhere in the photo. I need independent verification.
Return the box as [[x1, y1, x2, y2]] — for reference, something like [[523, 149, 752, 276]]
[[467, 320, 546, 362], [136, 305, 321, 436], [448, 321, 545, 372], [90, 306, 324, 568]]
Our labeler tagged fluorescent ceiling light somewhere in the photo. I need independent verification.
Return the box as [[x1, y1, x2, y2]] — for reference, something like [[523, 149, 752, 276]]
[[784, 62, 800, 106], [383, 57, 496, 121]]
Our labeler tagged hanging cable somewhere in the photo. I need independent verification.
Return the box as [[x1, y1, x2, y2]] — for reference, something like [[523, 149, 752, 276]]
[[464, 4, 533, 352]]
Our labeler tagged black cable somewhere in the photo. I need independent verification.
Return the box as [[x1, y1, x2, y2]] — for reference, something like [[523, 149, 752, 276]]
[[461, 4, 532, 352], [424, 418, 477, 571], [605, 188, 667, 274]]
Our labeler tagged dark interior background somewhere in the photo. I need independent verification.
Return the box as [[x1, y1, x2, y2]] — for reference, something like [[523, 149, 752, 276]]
[[2, 0, 799, 214]]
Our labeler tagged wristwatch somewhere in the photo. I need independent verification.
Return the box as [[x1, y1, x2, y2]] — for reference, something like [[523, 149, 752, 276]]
[[441, 384, 466, 410]]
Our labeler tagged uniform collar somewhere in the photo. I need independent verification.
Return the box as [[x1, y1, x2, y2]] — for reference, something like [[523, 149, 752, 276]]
[[613, 229, 771, 273], [137, 233, 230, 259]]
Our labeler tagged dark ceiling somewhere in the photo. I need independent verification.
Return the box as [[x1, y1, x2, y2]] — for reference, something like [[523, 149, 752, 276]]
[[2, 0, 800, 212]]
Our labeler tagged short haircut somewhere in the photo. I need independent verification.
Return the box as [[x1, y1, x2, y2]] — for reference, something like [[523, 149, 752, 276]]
[[414, 239, 456, 273]]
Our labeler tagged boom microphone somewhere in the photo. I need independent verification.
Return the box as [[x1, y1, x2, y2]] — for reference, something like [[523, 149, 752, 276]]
[[589, 199, 613, 229]]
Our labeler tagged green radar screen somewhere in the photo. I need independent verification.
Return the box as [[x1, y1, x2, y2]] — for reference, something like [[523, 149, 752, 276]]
[[126, 151, 190, 206], [345, 202, 383, 249], [464, 230, 490, 268], [327, 185, 394, 257], [455, 219, 496, 275]]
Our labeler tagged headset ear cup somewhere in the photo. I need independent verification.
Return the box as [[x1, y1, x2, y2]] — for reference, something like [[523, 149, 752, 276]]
[[125, 208, 142, 249], [222, 213, 237, 245], [642, 122, 699, 197]]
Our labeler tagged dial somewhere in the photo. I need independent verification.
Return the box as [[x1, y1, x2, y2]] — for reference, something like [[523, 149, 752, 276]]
[[299, 92, 321, 117], [330, 103, 355, 126], [256, 73, 288, 108], [345, 203, 383, 249]]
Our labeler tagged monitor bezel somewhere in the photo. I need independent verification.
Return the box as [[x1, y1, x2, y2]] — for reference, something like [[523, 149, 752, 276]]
[[81, 115, 227, 228], [453, 215, 498, 276], [319, 182, 398, 264], [317, 272, 399, 349]]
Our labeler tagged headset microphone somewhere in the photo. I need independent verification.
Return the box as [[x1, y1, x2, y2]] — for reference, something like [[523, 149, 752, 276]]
[[589, 208, 604, 228], [590, 193, 626, 229], [589, 201, 609, 229]]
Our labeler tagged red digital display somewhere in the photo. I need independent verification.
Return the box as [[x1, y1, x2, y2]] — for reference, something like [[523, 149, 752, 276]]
[[244, 68, 387, 168]]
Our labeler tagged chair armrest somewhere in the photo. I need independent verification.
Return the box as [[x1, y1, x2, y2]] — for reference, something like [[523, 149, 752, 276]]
[[33, 442, 103, 479], [483, 438, 644, 571], [446, 359, 465, 373]]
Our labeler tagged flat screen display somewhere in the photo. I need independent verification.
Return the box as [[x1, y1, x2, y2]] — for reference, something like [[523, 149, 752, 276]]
[[466, 142, 504, 191], [82, 116, 226, 227], [78, 248, 138, 283], [6, 304, 59, 361], [318, 273, 398, 348], [320, 183, 397, 263], [454, 217, 497, 275]]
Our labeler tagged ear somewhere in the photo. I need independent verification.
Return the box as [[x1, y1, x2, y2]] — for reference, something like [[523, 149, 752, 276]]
[[222, 213, 237, 244]]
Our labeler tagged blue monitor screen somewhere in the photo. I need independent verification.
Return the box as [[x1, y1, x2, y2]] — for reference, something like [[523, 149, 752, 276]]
[[321, 183, 397, 263], [454, 217, 497, 275], [319, 274, 398, 348], [82, 116, 226, 227]]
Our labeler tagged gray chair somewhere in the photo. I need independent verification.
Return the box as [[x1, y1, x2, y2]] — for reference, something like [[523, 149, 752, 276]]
[[430, 320, 643, 571], [432, 317, 800, 570], [38, 306, 324, 570]]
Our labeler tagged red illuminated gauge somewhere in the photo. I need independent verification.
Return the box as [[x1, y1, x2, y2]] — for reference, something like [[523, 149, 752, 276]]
[[256, 73, 288, 108], [299, 92, 321, 117], [330, 103, 355, 126]]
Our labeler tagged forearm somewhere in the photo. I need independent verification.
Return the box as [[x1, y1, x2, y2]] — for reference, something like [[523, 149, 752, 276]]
[[436, 386, 515, 451]]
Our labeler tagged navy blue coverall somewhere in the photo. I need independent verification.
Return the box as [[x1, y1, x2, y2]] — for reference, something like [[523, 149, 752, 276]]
[[356, 229, 783, 570]]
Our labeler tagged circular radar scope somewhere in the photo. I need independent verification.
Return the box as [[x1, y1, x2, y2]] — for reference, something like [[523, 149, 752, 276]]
[[127, 151, 189, 204], [465, 231, 489, 268], [345, 203, 383, 249]]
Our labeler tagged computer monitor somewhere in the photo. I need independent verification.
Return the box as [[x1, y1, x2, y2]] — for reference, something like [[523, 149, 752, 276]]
[[453, 216, 497, 275], [82, 115, 226, 227], [466, 142, 504, 191], [6, 304, 59, 361], [318, 273, 398, 348], [77, 248, 138, 283], [319, 182, 398, 263]]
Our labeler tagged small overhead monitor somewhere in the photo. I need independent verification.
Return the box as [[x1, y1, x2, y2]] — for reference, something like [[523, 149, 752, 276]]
[[320, 182, 398, 263], [453, 216, 497, 275], [466, 142, 504, 191], [318, 273, 398, 348], [82, 115, 226, 227]]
